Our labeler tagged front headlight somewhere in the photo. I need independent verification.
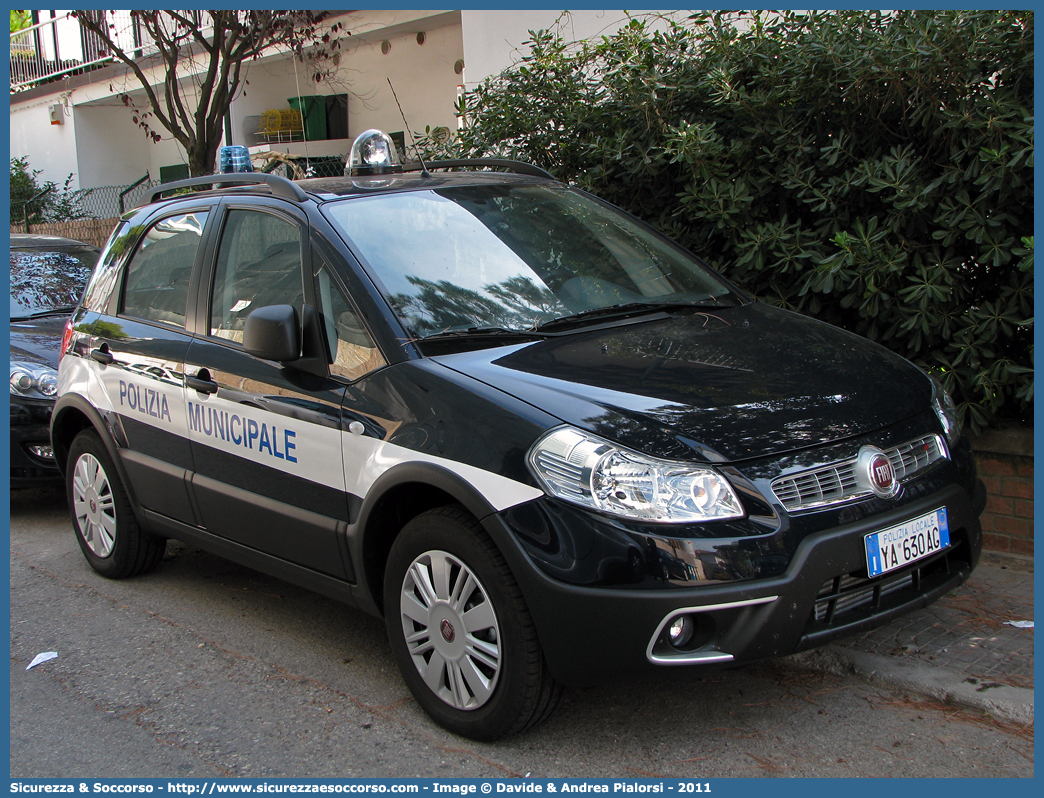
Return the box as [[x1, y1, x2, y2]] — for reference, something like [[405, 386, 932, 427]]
[[10, 361, 59, 398], [931, 380, 961, 446], [527, 426, 745, 523]]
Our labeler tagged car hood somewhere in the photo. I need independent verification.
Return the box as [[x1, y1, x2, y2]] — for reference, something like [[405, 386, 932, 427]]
[[432, 302, 932, 463], [10, 314, 67, 368]]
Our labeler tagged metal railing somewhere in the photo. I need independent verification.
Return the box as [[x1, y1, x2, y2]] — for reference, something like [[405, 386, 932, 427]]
[[10, 11, 157, 92], [10, 179, 161, 226]]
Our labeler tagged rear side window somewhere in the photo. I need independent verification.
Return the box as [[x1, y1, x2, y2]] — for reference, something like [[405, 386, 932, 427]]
[[81, 221, 129, 313], [209, 209, 304, 344], [121, 212, 209, 328]]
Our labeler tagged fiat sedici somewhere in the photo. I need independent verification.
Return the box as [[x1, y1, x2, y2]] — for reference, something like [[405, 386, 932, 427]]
[[53, 131, 985, 740]]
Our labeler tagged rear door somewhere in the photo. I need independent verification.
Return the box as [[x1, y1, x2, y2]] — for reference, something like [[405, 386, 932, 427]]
[[87, 204, 214, 525], [183, 199, 353, 579]]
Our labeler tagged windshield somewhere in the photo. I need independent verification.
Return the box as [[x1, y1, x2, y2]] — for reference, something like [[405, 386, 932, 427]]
[[10, 246, 98, 319], [322, 185, 738, 338]]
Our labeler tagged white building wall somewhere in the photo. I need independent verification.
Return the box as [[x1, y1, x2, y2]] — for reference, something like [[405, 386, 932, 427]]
[[459, 10, 676, 87], [10, 99, 81, 187], [73, 104, 153, 188], [342, 22, 464, 142], [145, 138, 193, 180]]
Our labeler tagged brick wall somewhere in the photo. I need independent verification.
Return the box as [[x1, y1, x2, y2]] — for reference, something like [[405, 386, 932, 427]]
[[11, 218, 119, 249], [971, 427, 1033, 557]]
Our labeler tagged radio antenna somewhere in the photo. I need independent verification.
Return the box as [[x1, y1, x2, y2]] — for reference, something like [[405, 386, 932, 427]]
[[387, 78, 430, 178]]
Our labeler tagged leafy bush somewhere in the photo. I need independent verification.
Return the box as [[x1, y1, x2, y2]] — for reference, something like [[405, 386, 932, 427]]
[[441, 10, 1033, 432], [10, 156, 44, 225], [10, 156, 92, 224], [10, 10, 32, 33]]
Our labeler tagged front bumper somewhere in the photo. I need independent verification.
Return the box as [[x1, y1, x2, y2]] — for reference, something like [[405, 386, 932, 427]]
[[10, 396, 62, 486], [488, 480, 984, 687]]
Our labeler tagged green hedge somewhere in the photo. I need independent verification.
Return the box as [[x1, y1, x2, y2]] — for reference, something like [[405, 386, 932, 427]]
[[441, 10, 1033, 432], [10, 156, 92, 225]]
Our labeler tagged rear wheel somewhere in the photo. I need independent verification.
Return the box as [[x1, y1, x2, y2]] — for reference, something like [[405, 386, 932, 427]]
[[67, 429, 165, 578], [384, 506, 560, 740]]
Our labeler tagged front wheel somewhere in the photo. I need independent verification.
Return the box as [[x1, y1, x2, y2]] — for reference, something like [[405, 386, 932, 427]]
[[384, 506, 560, 740], [67, 429, 165, 578]]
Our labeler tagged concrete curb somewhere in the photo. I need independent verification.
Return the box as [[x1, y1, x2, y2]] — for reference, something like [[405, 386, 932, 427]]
[[783, 644, 1035, 726]]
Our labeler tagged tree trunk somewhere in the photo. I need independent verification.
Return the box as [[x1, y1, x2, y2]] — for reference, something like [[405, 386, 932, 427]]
[[188, 144, 218, 177]]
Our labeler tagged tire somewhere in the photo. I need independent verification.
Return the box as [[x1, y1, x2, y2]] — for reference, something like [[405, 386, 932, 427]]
[[384, 506, 561, 740], [66, 429, 166, 579]]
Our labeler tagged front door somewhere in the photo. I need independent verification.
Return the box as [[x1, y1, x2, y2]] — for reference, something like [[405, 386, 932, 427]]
[[183, 203, 352, 579]]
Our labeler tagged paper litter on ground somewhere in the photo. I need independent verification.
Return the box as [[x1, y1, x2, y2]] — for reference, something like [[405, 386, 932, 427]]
[[26, 652, 58, 670]]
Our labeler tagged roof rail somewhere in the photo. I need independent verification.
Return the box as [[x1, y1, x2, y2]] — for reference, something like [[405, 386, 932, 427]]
[[144, 173, 308, 205], [399, 159, 556, 181]]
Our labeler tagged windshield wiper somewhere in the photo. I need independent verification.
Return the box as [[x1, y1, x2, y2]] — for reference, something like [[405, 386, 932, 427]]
[[416, 298, 738, 341], [419, 325, 556, 342], [534, 298, 736, 332], [11, 306, 77, 321]]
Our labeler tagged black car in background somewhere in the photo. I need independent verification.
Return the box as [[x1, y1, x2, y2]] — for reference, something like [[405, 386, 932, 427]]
[[10, 234, 99, 485]]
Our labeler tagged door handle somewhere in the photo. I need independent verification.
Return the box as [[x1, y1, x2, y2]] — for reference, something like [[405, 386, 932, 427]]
[[186, 369, 218, 395], [89, 347, 113, 365]]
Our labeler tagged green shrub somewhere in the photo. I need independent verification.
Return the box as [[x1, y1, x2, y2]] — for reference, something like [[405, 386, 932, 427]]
[[10, 156, 44, 225], [443, 10, 1033, 432], [10, 156, 92, 225]]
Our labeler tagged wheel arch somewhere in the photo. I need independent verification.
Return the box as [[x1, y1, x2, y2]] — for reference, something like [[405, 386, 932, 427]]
[[51, 393, 147, 530], [353, 461, 509, 618]]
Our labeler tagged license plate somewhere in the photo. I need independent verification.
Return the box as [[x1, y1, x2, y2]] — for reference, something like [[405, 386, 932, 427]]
[[865, 508, 950, 578]]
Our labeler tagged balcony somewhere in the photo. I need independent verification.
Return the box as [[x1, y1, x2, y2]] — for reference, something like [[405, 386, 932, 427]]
[[10, 11, 157, 93]]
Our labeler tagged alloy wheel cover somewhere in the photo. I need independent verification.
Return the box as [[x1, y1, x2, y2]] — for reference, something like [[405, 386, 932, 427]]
[[399, 549, 502, 710], [72, 452, 117, 558]]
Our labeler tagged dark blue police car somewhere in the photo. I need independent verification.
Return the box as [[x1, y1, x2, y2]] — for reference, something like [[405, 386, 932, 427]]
[[53, 130, 985, 739]]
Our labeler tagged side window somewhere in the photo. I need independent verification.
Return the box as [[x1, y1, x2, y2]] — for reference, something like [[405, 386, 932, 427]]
[[121, 212, 208, 327], [81, 221, 128, 313], [314, 260, 387, 381], [210, 209, 304, 344]]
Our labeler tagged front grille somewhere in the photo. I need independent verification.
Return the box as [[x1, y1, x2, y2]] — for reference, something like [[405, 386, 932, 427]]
[[771, 434, 946, 512], [799, 548, 971, 649], [813, 571, 915, 623], [771, 462, 860, 510], [888, 435, 945, 478], [811, 548, 955, 625]]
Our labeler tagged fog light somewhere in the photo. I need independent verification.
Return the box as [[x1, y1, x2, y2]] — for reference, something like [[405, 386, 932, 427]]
[[28, 444, 54, 460], [667, 615, 695, 648]]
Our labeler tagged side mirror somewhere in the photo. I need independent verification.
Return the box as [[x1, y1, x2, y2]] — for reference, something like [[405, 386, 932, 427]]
[[243, 304, 300, 362]]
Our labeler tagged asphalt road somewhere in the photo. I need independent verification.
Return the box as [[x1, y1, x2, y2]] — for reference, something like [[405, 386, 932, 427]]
[[10, 486, 1034, 779]]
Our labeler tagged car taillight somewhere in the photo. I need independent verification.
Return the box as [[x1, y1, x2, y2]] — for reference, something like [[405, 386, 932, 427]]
[[59, 317, 74, 363]]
